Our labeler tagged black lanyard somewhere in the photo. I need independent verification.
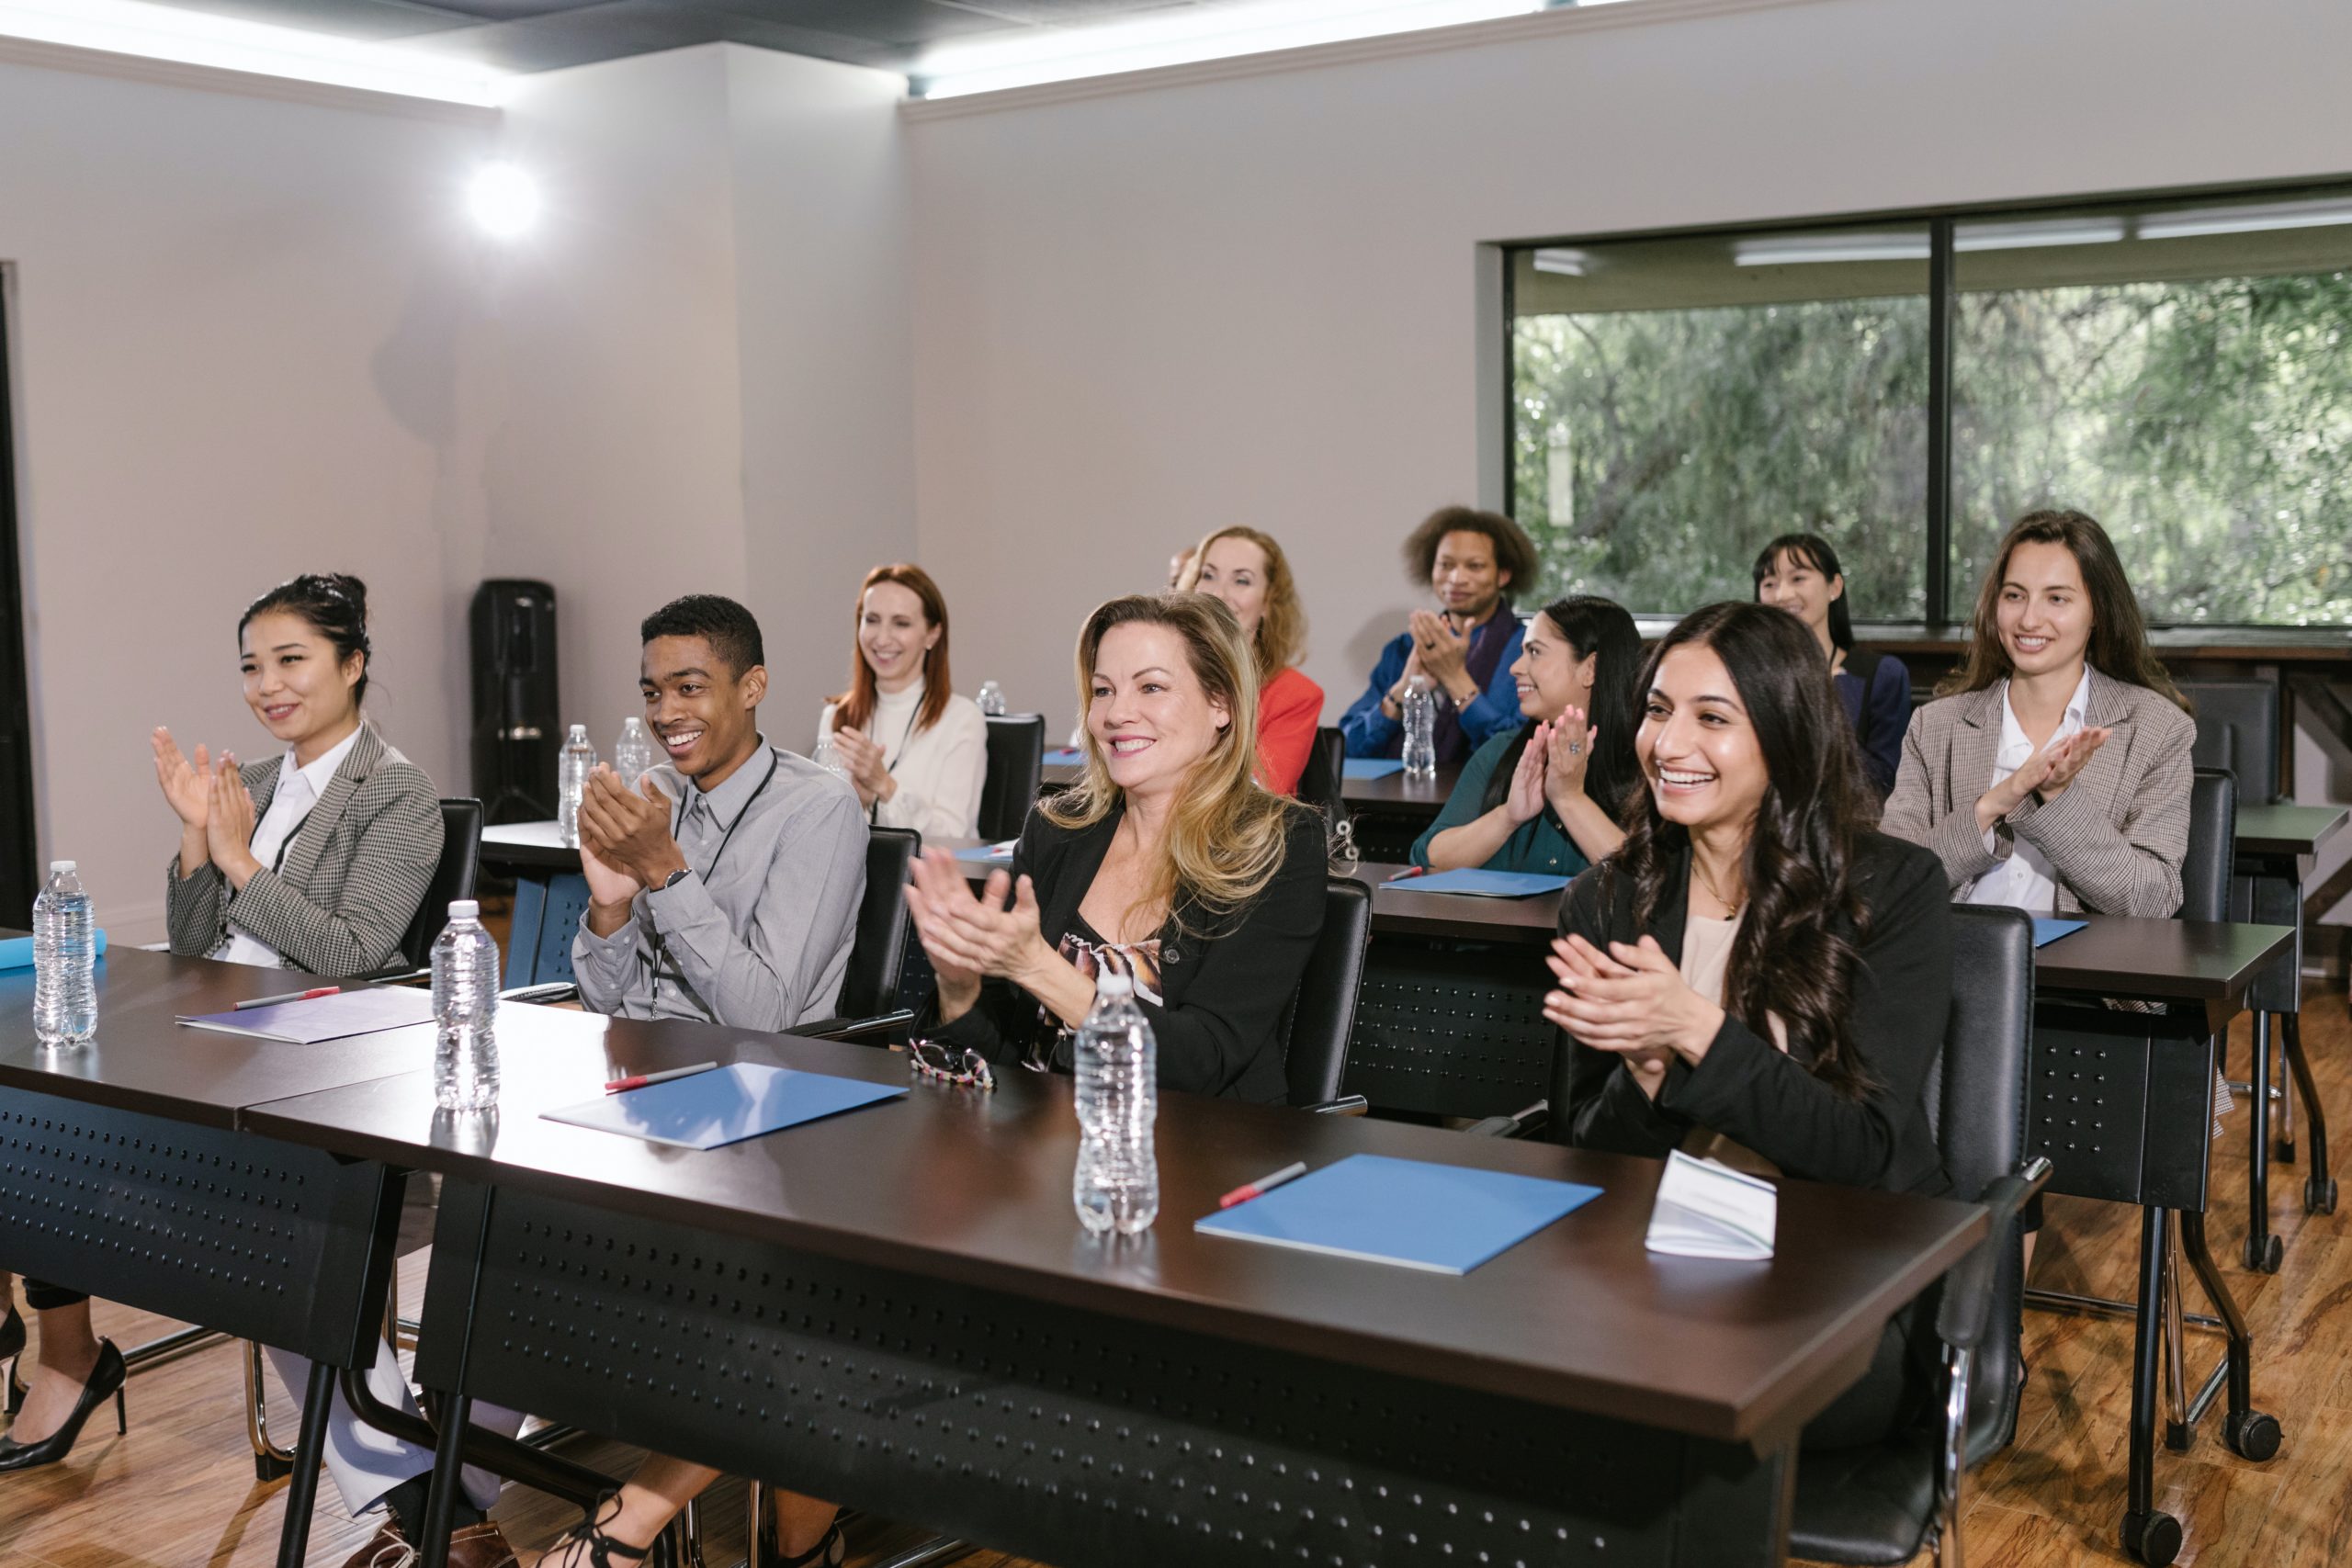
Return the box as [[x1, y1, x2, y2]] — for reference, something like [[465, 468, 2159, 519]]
[[650, 749, 782, 1005], [867, 700, 924, 824]]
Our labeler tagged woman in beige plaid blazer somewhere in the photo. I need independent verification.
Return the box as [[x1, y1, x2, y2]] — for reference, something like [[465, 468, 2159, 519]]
[[1884, 510, 2194, 918]]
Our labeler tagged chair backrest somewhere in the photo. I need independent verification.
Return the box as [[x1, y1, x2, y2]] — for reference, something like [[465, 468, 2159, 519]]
[[839, 828, 921, 1020], [1931, 904, 2035, 1453], [1282, 878, 1372, 1106], [398, 798, 484, 970], [2178, 680, 2278, 806], [979, 715, 1046, 841], [2179, 767, 2237, 924], [1295, 727, 1346, 820]]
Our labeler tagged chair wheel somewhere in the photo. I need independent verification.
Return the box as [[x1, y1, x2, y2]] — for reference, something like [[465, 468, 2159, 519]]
[[254, 1451, 292, 1483], [2122, 1508, 2183, 1564], [2225, 1409, 2283, 1462], [2307, 1178, 2337, 1216], [2242, 1233, 2284, 1272]]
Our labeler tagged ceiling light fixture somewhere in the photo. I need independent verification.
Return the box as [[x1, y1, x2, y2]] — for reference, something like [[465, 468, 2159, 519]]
[[1530, 248, 1592, 276], [467, 163, 540, 239], [1732, 232, 1930, 267], [913, 0, 1581, 101], [2137, 198, 2352, 242], [0, 0, 506, 107]]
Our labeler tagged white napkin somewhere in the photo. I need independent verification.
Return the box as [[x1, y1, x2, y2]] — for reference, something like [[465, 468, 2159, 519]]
[[1645, 1149, 1777, 1260]]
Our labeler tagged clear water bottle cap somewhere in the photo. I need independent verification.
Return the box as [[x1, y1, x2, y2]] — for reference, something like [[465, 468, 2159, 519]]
[[1094, 971, 1134, 999], [448, 899, 480, 920], [49, 860, 74, 874]]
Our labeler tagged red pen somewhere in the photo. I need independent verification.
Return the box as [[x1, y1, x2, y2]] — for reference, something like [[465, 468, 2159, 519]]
[[1384, 866, 1428, 884], [1217, 1161, 1308, 1209], [604, 1061, 719, 1095], [233, 986, 340, 1010]]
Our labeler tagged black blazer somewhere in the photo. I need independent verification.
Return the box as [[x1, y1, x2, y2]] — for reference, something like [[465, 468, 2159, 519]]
[[925, 799, 1326, 1104], [1546, 830, 1953, 1197]]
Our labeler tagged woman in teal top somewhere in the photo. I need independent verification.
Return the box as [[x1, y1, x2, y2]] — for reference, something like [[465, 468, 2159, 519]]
[[1410, 596, 1643, 875]]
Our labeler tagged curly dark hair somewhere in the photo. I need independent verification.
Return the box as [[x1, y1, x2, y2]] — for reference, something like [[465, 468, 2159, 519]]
[[1604, 601, 1880, 1098], [1400, 506, 1539, 599], [240, 573, 372, 704], [640, 594, 765, 677]]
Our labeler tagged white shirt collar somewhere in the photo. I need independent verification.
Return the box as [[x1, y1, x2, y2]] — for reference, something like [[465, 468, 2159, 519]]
[[1995, 666, 2093, 769], [276, 724, 363, 803]]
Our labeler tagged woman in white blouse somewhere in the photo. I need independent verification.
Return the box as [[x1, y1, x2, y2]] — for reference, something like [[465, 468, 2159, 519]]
[[820, 564, 989, 841]]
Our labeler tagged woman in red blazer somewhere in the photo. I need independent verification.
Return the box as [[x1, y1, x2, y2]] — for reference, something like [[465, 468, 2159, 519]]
[[1181, 525, 1323, 794]]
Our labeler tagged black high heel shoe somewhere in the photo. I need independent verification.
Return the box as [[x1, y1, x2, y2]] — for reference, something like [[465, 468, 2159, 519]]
[[0, 1338, 126, 1472], [0, 1308, 24, 1417], [543, 1493, 651, 1568]]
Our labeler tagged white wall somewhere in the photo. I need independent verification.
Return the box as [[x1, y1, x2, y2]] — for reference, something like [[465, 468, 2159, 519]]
[[483, 42, 915, 758], [0, 57, 495, 939], [906, 0, 2352, 726]]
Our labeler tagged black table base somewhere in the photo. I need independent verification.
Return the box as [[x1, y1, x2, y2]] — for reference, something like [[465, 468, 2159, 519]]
[[414, 1179, 1798, 1568], [0, 1086, 402, 1567]]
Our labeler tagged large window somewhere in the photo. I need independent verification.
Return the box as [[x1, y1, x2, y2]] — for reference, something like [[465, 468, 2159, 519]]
[[1509, 186, 2352, 626]]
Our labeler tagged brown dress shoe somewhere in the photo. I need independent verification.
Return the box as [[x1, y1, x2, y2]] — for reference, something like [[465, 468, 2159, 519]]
[[446, 1520, 520, 1568], [338, 1520, 417, 1568]]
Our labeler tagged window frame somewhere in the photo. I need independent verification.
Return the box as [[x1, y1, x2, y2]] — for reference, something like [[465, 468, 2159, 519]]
[[1499, 173, 2352, 631]]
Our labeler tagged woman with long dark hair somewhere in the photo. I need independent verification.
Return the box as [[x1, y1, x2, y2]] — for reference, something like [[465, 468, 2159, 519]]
[[1543, 601, 1952, 1446], [1408, 596, 1642, 875], [1753, 532, 1911, 796], [1884, 509, 2194, 918]]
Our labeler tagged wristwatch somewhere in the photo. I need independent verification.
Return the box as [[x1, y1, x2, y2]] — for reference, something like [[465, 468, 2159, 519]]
[[660, 866, 693, 891]]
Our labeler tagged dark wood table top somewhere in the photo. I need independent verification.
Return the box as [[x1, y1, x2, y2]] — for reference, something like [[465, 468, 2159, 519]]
[[1351, 861, 1560, 942], [0, 947, 603, 1130], [2030, 915, 2293, 1003], [479, 820, 582, 874], [243, 1019, 1983, 1445], [2233, 803, 2350, 860]]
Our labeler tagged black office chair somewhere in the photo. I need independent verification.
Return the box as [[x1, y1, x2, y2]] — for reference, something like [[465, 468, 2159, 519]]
[[2179, 682, 2278, 805], [373, 799, 484, 982], [1295, 726, 1346, 819], [800, 828, 922, 1041], [1282, 878, 1371, 1108], [1788, 904, 2050, 1566], [2179, 766, 2236, 925], [980, 714, 1046, 840]]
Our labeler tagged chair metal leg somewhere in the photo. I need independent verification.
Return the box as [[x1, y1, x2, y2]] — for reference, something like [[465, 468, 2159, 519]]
[[2283, 1011, 2336, 1214], [1934, 1343, 1971, 1568], [124, 1323, 229, 1375], [2245, 1013, 2281, 1271], [2162, 1227, 2190, 1450], [746, 1481, 767, 1568], [2176, 1209, 2281, 1462], [275, 1359, 337, 1568], [673, 1500, 710, 1568], [2274, 1019, 2296, 1163], [244, 1339, 296, 1481]]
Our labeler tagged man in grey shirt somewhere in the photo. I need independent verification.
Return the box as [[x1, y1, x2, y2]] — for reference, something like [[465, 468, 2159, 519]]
[[572, 593, 866, 1030]]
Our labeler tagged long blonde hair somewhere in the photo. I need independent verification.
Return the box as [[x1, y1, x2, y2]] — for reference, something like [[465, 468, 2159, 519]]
[[1176, 525, 1307, 685], [1045, 593, 1294, 933]]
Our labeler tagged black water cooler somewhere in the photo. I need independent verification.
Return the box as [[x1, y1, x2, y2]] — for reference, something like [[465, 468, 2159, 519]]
[[470, 579, 560, 824]]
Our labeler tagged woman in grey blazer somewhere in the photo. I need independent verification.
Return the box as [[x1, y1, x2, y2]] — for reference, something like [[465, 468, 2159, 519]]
[[1884, 510, 2194, 918]]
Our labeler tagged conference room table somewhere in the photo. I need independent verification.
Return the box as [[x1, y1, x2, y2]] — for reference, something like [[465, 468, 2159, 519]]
[[1036, 755, 1463, 862], [237, 998, 1988, 1568]]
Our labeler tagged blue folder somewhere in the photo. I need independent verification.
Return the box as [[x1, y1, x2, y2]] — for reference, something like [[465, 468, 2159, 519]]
[[954, 840, 1018, 865], [0, 931, 107, 970], [1389, 869, 1569, 898], [1044, 748, 1086, 766], [1340, 758, 1407, 781], [2032, 918, 2088, 948], [1195, 1153, 1600, 1275], [541, 1063, 907, 1151]]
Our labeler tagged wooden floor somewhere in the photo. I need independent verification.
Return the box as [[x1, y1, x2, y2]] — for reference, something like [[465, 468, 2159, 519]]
[[5, 986, 2351, 1567]]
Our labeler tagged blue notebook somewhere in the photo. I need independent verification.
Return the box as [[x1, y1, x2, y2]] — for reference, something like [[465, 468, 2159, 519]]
[[0, 931, 107, 971], [2032, 918, 2088, 948], [1389, 869, 1570, 898], [540, 1063, 907, 1150], [1195, 1154, 1600, 1275], [1340, 758, 1407, 781]]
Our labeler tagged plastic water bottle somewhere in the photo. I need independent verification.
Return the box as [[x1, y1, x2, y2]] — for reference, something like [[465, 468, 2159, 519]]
[[32, 861, 96, 1048], [432, 899, 500, 1111], [1072, 972, 1159, 1235], [612, 717, 655, 787], [812, 725, 849, 779], [1400, 674, 1438, 781], [977, 680, 1007, 717], [557, 724, 596, 846]]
